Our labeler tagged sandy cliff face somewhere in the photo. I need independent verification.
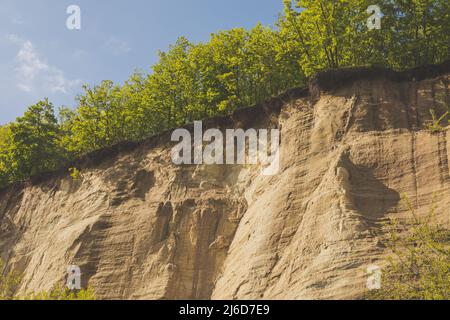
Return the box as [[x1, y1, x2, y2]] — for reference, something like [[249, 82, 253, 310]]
[[0, 67, 449, 300]]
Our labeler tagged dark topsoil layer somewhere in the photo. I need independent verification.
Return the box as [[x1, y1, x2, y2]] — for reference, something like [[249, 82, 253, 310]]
[[2, 60, 450, 193]]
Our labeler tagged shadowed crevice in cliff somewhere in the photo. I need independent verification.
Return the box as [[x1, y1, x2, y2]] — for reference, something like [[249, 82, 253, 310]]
[[340, 154, 401, 221], [162, 195, 249, 300]]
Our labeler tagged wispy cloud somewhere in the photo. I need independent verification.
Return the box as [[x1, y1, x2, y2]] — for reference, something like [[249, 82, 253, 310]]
[[7, 34, 81, 94], [103, 36, 131, 56]]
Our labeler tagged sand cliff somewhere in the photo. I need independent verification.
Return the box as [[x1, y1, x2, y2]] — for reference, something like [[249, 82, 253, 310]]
[[1, 64, 449, 299]]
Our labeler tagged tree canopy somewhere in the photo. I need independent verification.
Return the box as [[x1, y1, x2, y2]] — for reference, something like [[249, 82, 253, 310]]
[[0, 0, 449, 187]]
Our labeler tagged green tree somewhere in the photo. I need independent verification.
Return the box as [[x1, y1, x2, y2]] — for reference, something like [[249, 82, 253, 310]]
[[62, 81, 130, 154], [0, 125, 14, 187], [145, 37, 195, 128], [279, 0, 450, 75], [369, 196, 450, 300], [388, 0, 450, 69], [1, 0, 449, 187], [279, 0, 361, 75], [0, 100, 68, 183]]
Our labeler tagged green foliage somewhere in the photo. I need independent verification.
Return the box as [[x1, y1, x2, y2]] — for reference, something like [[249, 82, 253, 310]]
[[280, 0, 450, 76], [61, 81, 129, 154], [0, 99, 70, 186], [69, 167, 82, 181], [426, 109, 449, 133], [0, 125, 13, 187], [0, 0, 449, 187], [26, 286, 96, 301], [56, 25, 305, 157], [135, 27, 305, 130], [387, 0, 450, 69], [368, 195, 450, 300], [0, 259, 22, 300], [0, 259, 95, 300]]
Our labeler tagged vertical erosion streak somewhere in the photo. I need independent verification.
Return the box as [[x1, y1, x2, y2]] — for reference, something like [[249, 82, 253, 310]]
[[414, 84, 421, 129], [438, 132, 450, 185], [369, 95, 380, 131], [400, 82, 413, 130], [411, 132, 419, 206]]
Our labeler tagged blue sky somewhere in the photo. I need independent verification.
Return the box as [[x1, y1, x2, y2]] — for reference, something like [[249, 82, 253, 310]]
[[0, 0, 283, 125]]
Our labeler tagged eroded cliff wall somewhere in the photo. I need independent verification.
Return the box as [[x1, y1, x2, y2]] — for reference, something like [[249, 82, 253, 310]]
[[1, 67, 449, 300]]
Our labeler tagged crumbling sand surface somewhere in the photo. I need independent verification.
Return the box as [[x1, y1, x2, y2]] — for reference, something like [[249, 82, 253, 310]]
[[0, 67, 449, 300]]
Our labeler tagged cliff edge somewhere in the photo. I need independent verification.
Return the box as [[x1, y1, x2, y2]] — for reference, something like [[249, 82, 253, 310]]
[[1, 63, 450, 299]]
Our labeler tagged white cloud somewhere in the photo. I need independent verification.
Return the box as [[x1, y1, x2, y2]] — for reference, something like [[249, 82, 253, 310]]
[[104, 36, 131, 56], [7, 34, 81, 94], [7, 34, 24, 45]]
